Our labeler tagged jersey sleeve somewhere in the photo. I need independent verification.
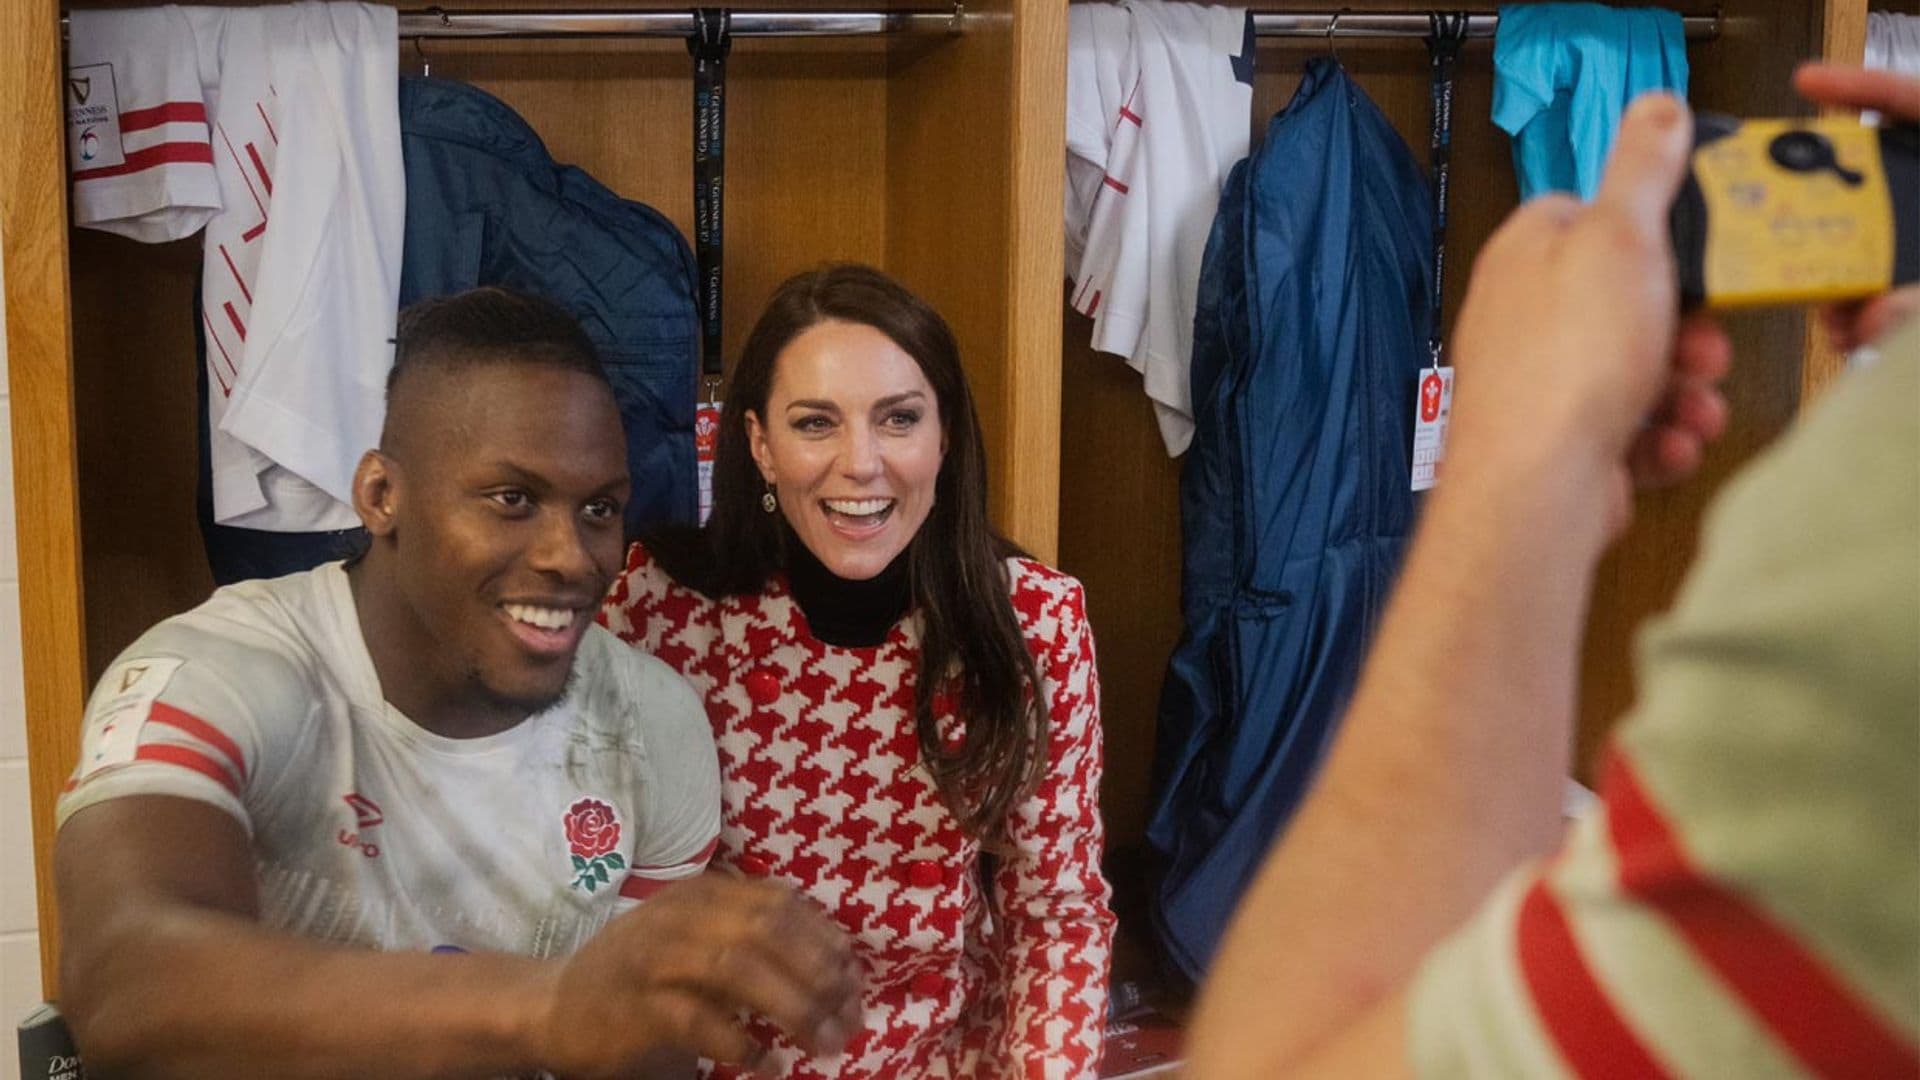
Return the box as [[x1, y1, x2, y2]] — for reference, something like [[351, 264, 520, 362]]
[[612, 651, 723, 905], [1409, 342, 1920, 1078], [989, 569, 1117, 1079], [57, 624, 313, 834], [65, 7, 220, 242], [1489, 8, 1558, 140]]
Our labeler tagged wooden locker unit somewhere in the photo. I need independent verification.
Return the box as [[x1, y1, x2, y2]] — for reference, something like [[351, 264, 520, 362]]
[[1059, 0, 1876, 873], [6, 0, 1066, 995]]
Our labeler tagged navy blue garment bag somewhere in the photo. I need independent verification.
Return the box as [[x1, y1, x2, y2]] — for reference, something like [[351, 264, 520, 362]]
[[399, 76, 701, 542], [1147, 58, 1434, 981]]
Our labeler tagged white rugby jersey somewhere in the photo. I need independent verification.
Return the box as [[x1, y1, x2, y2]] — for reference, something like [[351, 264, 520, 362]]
[[1065, 0, 1252, 457], [66, 3, 404, 533], [59, 563, 721, 957]]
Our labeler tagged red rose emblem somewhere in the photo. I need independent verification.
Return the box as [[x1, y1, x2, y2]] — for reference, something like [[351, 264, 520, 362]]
[[564, 798, 622, 860]]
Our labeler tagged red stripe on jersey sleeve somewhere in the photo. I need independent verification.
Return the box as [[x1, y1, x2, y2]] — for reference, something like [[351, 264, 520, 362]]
[[146, 702, 248, 782], [1604, 755, 1920, 1077], [618, 875, 675, 902], [1517, 876, 1674, 1080], [119, 101, 209, 134], [72, 140, 214, 182], [133, 744, 242, 798]]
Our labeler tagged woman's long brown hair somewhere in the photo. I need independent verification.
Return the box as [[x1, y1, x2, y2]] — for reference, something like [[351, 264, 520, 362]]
[[646, 264, 1048, 840]]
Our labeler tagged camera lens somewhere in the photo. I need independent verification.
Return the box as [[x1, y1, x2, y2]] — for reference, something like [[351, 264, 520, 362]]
[[1770, 131, 1832, 173]]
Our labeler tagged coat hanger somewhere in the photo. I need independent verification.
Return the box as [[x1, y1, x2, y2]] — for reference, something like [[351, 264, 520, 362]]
[[1324, 8, 1348, 64]]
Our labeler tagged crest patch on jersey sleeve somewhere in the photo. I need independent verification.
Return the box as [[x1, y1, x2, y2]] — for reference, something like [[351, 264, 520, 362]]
[[79, 657, 186, 778]]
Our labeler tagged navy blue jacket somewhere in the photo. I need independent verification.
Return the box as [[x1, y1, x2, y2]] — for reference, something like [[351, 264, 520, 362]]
[[1147, 58, 1434, 980], [399, 76, 701, 540]]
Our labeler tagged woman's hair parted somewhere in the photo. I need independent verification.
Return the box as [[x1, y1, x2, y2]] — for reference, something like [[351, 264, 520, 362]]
[[647, 264, 1049, 840]]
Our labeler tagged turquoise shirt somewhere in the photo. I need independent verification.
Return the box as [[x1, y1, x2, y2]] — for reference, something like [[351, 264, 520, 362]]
[[1493, 3, 1690, 200]]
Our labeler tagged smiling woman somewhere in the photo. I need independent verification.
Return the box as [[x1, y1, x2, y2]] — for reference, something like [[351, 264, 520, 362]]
[[744, 319, 947, 584], [600, 264, 1117, 1078]]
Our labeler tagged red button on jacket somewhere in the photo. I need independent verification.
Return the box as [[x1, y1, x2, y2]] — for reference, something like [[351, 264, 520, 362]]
[[738, 854, 771, 878], [745, 669, 781, 706], [909, 971, 948, 998], [907, 859, 943, 889]]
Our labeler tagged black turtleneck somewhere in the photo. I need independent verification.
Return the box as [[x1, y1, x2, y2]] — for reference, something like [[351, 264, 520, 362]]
[[784, 529, 913, 648]]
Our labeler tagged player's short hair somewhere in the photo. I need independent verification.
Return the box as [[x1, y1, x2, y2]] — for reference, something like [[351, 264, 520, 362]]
[[387, 287, 608, 401]]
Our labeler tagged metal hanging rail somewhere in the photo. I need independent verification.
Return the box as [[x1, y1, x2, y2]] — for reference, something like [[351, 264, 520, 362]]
[[60, 5, 964, 39], [395, 5, 965, 38], [1252, 9, 1719, 40]]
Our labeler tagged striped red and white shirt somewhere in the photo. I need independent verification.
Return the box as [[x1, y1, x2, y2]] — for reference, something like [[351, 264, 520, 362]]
[[1410, 336, 1920, 1079]]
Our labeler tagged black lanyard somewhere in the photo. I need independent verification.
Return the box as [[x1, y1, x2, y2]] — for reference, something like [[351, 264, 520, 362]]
[[1425, 12, 1470, 364], [690, 8, 731, 378]]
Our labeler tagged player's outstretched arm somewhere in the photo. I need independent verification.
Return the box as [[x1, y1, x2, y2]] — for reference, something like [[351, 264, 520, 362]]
[[56, 796, 860, 1079]]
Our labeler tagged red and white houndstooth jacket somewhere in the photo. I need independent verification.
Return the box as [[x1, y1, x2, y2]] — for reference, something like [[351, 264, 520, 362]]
[[601, 543, 1115, 1079]]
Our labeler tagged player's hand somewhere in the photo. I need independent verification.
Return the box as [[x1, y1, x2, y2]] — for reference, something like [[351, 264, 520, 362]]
[[1446, 92, 1730, 539], [1797, 65, 1920, 353], [536, 873, 862, 1077]]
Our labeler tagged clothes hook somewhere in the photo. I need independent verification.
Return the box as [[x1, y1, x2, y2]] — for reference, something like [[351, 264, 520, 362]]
[[411, 6, 451, 76], [1325, 8, 1348, 62]]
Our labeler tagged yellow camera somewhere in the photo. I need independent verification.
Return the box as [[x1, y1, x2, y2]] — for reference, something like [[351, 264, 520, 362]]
[[1672, 115, 1918, 309]]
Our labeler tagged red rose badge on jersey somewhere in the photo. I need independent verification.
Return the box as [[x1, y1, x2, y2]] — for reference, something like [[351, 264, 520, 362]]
[[564, 797, 626, 892]]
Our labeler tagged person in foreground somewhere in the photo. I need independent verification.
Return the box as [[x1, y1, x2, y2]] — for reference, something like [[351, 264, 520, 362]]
[[1187, 64, 1919, 1078], [601, 265, 1116, 1078], [53, 288, 860, 1079]]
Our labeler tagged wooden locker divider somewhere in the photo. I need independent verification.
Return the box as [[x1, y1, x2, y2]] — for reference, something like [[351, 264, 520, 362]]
[[5, 0, 89, 995], [1803, 0, 1920, 408]]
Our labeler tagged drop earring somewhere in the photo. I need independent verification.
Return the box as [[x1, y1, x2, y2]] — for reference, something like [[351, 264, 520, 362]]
[[761, 483, 778, 514]]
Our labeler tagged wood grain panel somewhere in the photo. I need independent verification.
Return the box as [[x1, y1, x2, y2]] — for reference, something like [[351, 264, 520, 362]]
[[884, 0, 1067, 560], [4, 0, 90, 998], [1058, 307, 1184, 854], [67, 234, 211, 685], [1001, 0, 1069, 562]]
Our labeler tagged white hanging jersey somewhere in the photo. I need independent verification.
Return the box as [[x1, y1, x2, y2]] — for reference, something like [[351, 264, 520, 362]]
[[66, 3, 404, 533], [1066, 0, 1253, 457], [1864, 13, 1920, 125], [64, 6, 221, 242], [57, 563, 721, 956]]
